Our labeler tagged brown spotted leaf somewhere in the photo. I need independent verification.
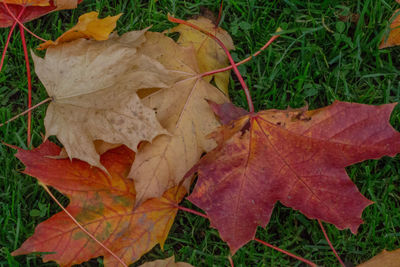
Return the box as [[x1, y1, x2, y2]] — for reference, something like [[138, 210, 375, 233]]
[[32, 29, 175, 169], [187, 101, 400, 253], [11, 141, 186, 266]]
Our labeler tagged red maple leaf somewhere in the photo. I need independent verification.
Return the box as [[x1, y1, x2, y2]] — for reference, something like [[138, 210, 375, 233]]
[[0, 0, 82, 28], [187, 101, 400, 253]]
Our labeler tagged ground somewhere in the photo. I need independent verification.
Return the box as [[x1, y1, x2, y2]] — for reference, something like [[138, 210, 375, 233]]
[[0, 0, 399, 266]]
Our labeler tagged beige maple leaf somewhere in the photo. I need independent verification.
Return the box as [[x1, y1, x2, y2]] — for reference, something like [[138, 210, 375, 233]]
[[358, 249, 400, 267], [139, 256, 193, 267], [32, 29, 175, 169], [167, 16, 234, 95], [129, 32, 229, 204]]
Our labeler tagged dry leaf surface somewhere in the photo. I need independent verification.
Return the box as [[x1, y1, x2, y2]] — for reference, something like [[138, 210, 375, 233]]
[[187, 101, 400, 253], [129, 32, 229, 204], [358, 249, 400, 267], [168, 16, 234, 95], [139, 256, 194, 267], [12, 141, 186, 267], [38, 11, 121, 49], [32, 30, 174, 169]]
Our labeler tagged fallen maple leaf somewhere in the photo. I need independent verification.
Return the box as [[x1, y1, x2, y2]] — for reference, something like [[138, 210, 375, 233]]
[[11, 141, 187, 266], [32, 29, 175, 169], [358, 248, 400, 267], [138, 256, 193, 267], [187, 101, 400, 253], [0, 0, 80, 28], [380, 7, 400, 48], [129, 31, 229, 204], [38, 11, 122, 50], [167, 16, 234, 95]]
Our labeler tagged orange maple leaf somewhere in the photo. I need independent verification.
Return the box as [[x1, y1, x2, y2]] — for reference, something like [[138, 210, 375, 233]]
[[187, 101, 400, 253], [11, 141, 186, 266], [38, 11, 122, 50]]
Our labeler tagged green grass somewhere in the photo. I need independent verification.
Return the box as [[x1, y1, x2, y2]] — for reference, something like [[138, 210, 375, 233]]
[[1, 0, 400, 266]]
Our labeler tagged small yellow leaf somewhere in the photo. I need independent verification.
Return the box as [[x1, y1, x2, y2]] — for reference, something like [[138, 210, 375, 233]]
[[38, 11, 121, 50]]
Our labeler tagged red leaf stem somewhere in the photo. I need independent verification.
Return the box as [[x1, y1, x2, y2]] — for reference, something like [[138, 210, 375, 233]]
[[19, 24, 32, 146], [168, 14, 255, 113], [2, 1, 47, 42], [200, 34, 280, 78], [0, 5, 25, 72], [177, 205, 208, 219], [318, 220, 345, 267], [178, 205, 316, 266], [228, 256, 234, 267], [216, 0, 223, 27], [254, 238, 317, 267]]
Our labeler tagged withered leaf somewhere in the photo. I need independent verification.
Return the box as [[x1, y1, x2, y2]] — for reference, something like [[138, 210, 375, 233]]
[[32, 29, 174, 169], [139, 256, 194, 267], [129, 32, 229, 205], [187, 101, 400, 253], [12, 141, 186, 267], [358, 249, 400, 267], [167, 16, 234, 95]]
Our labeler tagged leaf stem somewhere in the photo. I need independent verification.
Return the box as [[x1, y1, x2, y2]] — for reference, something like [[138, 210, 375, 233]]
[[168, 15, 255, 113], [215, 0, 223, 27], [2, 1, 47, 42], [0, 5, 26, 72], [0, 97, 51, 128], [178, 205, 317, 266], [200, 34, 280, 78], [228, 256, 234, 267], [40, 183, 128, 267], [318, 220, 345, 267], [19, 25, 32, 146], [254, 238, 317, 267], [177, 205, 208, 219]]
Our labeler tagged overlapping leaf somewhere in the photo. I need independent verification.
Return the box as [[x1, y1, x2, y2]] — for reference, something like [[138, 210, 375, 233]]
[[358, 248, 400, 267], [38, 11, 122, 49], [32, 29, 175, 169], [11, 141, 186, 266], [129, 32, 229, 205], [187, 101, 400, 253], [167, 16, 234, 95], [0, 0, 81, 28], [139, 256, 193, 267]]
